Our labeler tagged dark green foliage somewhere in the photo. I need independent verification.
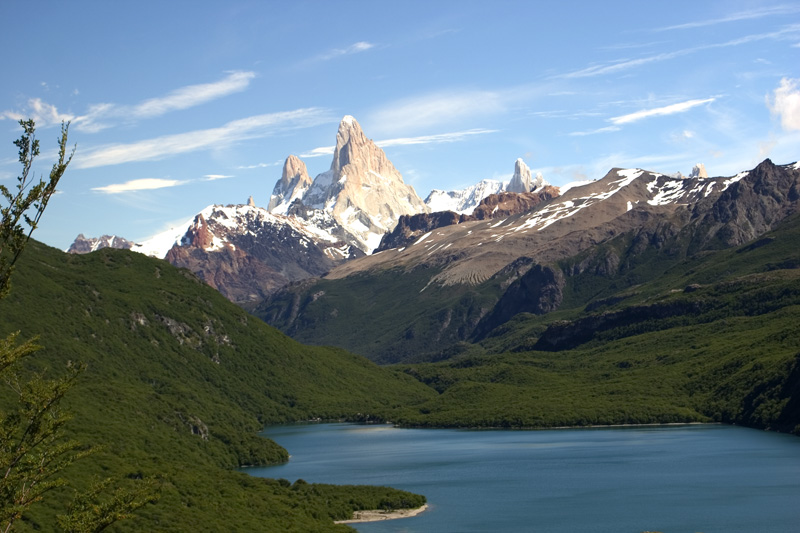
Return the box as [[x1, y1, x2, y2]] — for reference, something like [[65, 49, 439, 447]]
[[0, 241, 433, 531]]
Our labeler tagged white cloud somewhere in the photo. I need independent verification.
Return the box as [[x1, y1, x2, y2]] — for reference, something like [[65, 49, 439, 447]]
[[75, 108, 332, 169], [92, 178, 188, 194], [298, 146, 335, 159], [766, 77, 800, 131], [73, 71, 256, 132], [0, 98, 74, 127], [202, 174, 234, 181], [609, 98, 715, 125]]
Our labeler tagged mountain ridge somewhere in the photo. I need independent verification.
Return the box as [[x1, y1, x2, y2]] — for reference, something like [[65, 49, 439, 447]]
[[257, 158, 800, 363]]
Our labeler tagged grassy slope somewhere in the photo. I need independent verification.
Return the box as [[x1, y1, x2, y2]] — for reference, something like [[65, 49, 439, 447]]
[[391, 215, 800, 434], [0, 241, 434, 531]]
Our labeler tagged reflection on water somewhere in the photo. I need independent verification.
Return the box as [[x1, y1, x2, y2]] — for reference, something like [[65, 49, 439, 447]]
[[245, 423, 800, 533]]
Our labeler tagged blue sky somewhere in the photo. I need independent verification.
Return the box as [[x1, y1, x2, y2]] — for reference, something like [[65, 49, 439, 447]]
[[1, 1, 799, 249]]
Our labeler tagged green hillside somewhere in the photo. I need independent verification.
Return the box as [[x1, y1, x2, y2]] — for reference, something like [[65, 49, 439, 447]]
[[0, 241, 433, 531]]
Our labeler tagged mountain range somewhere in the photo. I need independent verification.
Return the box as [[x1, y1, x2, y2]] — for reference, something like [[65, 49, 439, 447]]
[[258, 158, 800, 363], [68, 116, 550, 302], [68, 116, 799, 367]]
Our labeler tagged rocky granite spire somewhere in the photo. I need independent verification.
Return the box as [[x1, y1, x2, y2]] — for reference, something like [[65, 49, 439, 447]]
[[507, 158, 548, 193], [299, 116, 429, 252], [690, 163, 708, 179], [268, 155, 313, 214]]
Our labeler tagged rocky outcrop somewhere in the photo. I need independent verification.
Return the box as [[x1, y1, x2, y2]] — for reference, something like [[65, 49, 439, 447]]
[[470, 186, 560, 220], [377, 211, 471, 251], [690, 159, 800, 250]]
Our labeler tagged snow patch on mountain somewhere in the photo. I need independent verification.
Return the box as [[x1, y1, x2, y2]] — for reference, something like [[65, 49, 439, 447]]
[[132, 221, 194, 258]]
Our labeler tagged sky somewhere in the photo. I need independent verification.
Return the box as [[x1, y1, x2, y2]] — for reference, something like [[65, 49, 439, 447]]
[[1, 1, 799, 250]]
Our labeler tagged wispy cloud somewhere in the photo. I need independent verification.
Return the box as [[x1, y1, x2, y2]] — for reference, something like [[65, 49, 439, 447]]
[[610, 98, 716, 125], [560, 24, 800, 79], [75, 108, 333, 169], [74, 71, 256, 132], [656, 5, 800, 31], [298, 128, 497, 159], [561, 51, 687, 79], [236, 161, 282, 169], [368, 90, 507, 134], [202, 174, 234, 181], [767, 77, 800, 131], [92, 178, 188, 194], [569, 126, 621, 136], [377, 129, 497, 147], [313, 41, 375, 62], [298, 146, 334, 159]]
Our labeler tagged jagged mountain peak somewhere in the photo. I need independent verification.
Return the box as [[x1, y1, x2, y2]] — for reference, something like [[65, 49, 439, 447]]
[[272, 115, 428, 253], [268, 155, 312, 214], [690, 163, 708, 179]]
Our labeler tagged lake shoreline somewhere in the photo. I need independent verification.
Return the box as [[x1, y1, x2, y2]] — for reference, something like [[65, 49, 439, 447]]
[[334, 503, 429, 524]]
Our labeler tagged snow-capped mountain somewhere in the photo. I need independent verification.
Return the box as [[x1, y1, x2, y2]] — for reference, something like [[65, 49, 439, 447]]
[[425, 179, 505, 214], [274, 115, 429, 253], [67, 234, 134, 253], [424, 158, 549, 214], [69, 116, 428, 302], [161, 204, 361, 302]]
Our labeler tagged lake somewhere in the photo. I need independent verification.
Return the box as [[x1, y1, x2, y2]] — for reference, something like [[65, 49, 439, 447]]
[[245, 423, 800, 532]]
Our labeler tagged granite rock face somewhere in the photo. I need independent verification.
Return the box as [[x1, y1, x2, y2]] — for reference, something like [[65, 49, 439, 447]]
[[294, 116, 429, 253]]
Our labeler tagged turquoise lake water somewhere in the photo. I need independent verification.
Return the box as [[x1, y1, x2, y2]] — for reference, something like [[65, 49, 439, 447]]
[[245, 423, 800, 532]]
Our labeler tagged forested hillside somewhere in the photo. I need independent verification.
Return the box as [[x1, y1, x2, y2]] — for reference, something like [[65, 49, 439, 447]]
[[0, 241, 433, 531]]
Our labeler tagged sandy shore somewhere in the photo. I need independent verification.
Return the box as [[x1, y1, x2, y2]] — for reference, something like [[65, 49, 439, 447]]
[[334, 504, 429, 524]]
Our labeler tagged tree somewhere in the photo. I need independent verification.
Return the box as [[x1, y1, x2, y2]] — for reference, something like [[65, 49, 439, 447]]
[[0, 119, 72, 299], [0, 120, 157, 531]]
